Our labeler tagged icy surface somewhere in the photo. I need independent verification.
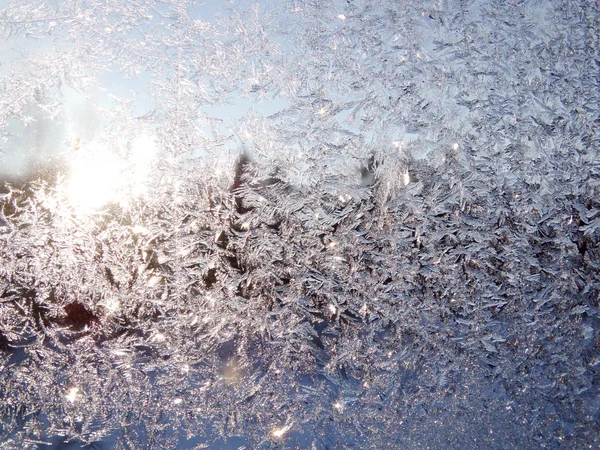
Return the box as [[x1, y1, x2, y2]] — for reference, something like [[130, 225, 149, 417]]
[[1, 0, 599, 448]]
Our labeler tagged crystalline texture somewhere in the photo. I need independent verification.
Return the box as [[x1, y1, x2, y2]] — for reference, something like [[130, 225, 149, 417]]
[[1, 0, 599, 449]]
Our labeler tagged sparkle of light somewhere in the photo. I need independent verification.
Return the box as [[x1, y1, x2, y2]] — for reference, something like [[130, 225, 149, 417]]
[[271, 423, 292, 438], [152, 332, 166, 342], [148, 275, 162, 287], [66, 387, 79, 403], [131, 225, 149, 235], [103, 297, 121, 314]]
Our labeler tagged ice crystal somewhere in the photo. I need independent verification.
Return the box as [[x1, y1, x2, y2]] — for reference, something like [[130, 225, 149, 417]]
[[1, 0, 599, 449]]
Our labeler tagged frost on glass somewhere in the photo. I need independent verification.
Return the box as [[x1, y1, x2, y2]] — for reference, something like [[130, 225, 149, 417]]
[[1, 0, 599, 448]]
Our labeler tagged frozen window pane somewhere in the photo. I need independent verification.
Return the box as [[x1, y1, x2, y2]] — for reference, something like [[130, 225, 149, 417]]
[[0, 0, 599, 448]]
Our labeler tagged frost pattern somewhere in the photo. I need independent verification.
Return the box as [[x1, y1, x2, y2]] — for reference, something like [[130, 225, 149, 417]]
[[1, 0, 599, 448]]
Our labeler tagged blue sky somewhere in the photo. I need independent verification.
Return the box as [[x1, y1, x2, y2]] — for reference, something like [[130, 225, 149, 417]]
[[0, 0, 288, 179]]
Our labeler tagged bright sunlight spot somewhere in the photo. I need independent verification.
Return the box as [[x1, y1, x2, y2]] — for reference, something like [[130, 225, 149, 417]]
[[66, 142, 122, 212], [65, 133, 158, 213]]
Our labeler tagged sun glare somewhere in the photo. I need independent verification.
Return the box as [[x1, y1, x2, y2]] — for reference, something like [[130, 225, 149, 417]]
[[65, 133, 158, 213], [66, 143, 122, 212]]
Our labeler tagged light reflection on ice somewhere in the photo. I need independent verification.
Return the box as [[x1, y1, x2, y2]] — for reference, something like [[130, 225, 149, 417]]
[[65, 387, 79, 403], [152, 332, 166, 342], [131, 225, 149, 235], [271, 423, 292, 439], [393, 140, 404, 150], [147, 275, 163, 287], [102, 297, 121, 314], [401, 169, 410, 186]]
